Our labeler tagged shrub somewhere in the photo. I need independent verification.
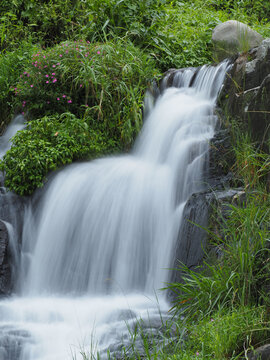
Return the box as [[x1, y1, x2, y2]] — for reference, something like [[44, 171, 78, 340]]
[[0, 41, 38, 131], [12, 38, 159, 148], [0, 112, 115, 195]]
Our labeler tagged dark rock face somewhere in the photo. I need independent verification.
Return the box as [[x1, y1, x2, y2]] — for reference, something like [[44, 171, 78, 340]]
[[0, 221, 11, 296], [218, 38, 270, 141], [170, 188, 245, 284], [0, 188, 28, 296]]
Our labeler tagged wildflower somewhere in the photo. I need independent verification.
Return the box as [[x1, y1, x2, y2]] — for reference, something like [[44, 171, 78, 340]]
[[62, 94, 66, 98], [45, 75, 49, 78], [57, 97, 60, 101], [52, 65, 56, 68], [47, 101, 50, 104], [52, 78, 57, 83], [196, 352, 199, 356], [46, 81, 49, 84], [68, 100, 72, 103], [30, 85, 34, 88], [97, 50, 101, 55], [57, 62, 60, 65], [79, 84, 83, 88], [59, 54, 63, 57], [52, 73, 55, 76], [22, 112, 25, 115]]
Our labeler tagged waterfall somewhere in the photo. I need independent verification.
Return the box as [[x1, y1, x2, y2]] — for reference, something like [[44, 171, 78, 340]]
[[0, 62, 229, 360], [0, 115, 26, 159]]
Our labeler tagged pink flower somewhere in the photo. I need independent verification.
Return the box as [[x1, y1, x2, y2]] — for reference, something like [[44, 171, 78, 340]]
[[57, 97, 60, 101], [22, 112, 25, 115], [43, 55, 46, 59], [46, 81, 49, 84], [196, 352, 199, 356], [52, 73, 55, 75], [47, 101, 50, 104], [52, 78, 57, 83], [59, 54, 63, 57], [52, 65, 56, 68], [45, 75, 49, 78], [65, 50, 69, 54], [30, 85, 34, 88], [97, 50, 101, 54], [68, 100, 72, 103], [79, 84, 83, 88], [23, 72, 27, 75], [57, 62, 60, 65]]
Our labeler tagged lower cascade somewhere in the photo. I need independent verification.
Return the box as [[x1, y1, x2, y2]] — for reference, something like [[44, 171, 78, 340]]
[[0, 62, 228, 360]]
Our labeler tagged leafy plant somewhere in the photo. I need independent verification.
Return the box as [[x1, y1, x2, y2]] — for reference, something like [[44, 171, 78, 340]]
[[12, 38, 159, 148], [0, 112, 114, 195]]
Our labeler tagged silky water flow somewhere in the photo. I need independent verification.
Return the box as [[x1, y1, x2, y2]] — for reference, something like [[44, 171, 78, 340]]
[[0, 62, 229, 360]]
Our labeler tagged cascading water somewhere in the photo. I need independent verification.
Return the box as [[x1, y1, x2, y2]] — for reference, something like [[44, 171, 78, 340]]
[[0, 62, 229, 360], [0, 115, 26, 159]]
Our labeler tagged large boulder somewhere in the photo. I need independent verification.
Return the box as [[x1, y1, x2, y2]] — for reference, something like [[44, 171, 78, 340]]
[[212, 20, 263, 60]]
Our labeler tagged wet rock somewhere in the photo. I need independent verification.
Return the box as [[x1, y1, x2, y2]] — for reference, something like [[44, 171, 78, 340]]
[[0, 221, 11, 296], [212, 20, 263, 61], [171, 188, 245, 284], [247, 344, 270, 360], [218, 38, 270, 142], [0, 326, 31, 360]]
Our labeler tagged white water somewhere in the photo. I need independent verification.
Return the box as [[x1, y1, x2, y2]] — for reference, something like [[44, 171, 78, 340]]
[[0, 63, 228, 360], [0, 115, 26, 159]]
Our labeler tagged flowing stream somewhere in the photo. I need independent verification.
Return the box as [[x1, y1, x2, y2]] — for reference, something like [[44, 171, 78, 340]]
[[0, 63, 228, 360]]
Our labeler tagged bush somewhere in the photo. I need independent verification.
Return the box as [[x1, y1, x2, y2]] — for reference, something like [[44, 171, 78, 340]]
[[12, 38, 159, 148], [0, 42, 38, 131], [0, 112, 115, 195]]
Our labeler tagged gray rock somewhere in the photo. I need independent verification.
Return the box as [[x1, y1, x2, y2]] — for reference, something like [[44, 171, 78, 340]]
[[247, 344, 270, 360], [0, 221, 11, 296], [212, 20, 263, 60], [218, 38, 270, 141]]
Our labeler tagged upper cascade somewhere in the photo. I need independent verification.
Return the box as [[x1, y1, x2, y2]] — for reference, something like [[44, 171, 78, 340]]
[[20, 61, 230, 296]]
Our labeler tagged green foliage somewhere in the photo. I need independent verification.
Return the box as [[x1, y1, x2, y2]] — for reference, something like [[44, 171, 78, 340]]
[[0, 42, 37, 130], [233, 134, 270, 190], [0, 113, 113, 195], [174, 307, 270, 360], [12, 38, 158, 148], [167, 193, 270, 320], [0, 0, 89, 51]]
